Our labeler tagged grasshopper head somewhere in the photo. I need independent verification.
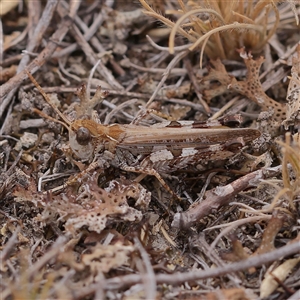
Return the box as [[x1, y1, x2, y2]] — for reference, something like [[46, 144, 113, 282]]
[[69, 119, 100, 161], [26, 70, 106, 162], [68, 127, 94, 160]]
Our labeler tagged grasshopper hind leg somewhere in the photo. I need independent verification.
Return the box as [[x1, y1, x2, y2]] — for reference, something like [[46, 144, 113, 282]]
[[119, 165, 181, 201]]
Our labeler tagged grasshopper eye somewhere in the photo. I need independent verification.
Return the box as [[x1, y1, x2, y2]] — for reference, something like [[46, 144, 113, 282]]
[[76, 127, 91, 145]]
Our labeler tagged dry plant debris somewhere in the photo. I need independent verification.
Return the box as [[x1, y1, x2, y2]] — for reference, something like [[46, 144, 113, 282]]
[[0, 1, 300, 299]]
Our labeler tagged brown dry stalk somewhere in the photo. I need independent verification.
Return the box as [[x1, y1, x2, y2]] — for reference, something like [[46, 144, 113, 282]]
[[0, 16, 73, 117], [172, 165, 282, 229], [75, 239, 300, 295]]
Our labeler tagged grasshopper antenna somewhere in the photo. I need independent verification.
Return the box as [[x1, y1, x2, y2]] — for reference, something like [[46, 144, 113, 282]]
[[25, 70, 72, 130]]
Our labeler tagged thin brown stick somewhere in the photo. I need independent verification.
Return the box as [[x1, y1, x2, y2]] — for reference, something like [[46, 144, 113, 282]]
[[0, 18, 3, 65], [74, 239, 300, 295], [27, 236, 67, 280], [184, 57, 211, 114], [18, 0, 58, 73], [26, 70, 71, 128], [131, 50, 190, 123], [134, 237, 157, 300], [30, 86, 205, 111], [0, 0, 81, 109], [0, 13, 73, 116], [0, 0, 58, 104], [196, 233, 242, 286], [59, 0, 125, 76], [172, 165, 282, 229], [27, 0, 42, 40], [57, 2, 123, 90], [128, 61, 187, 76], [0, 227, 20, 262], [0, 54, 22, 67]]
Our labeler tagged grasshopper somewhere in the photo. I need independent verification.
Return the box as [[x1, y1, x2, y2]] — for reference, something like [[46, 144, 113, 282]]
[[26, 70, 260, 197]]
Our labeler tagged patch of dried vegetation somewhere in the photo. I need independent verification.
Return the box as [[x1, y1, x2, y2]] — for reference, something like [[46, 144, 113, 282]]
[[0, 1, 300, 299]]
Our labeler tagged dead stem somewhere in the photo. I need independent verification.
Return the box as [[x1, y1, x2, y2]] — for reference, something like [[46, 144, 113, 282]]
[[134, 237, 157, 300], [75, 240, 300, 294], [172, 166, 282, 229], [2, 2, 300, 298], [0, 16, 74, 115], [132, 50, 191, 122]]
